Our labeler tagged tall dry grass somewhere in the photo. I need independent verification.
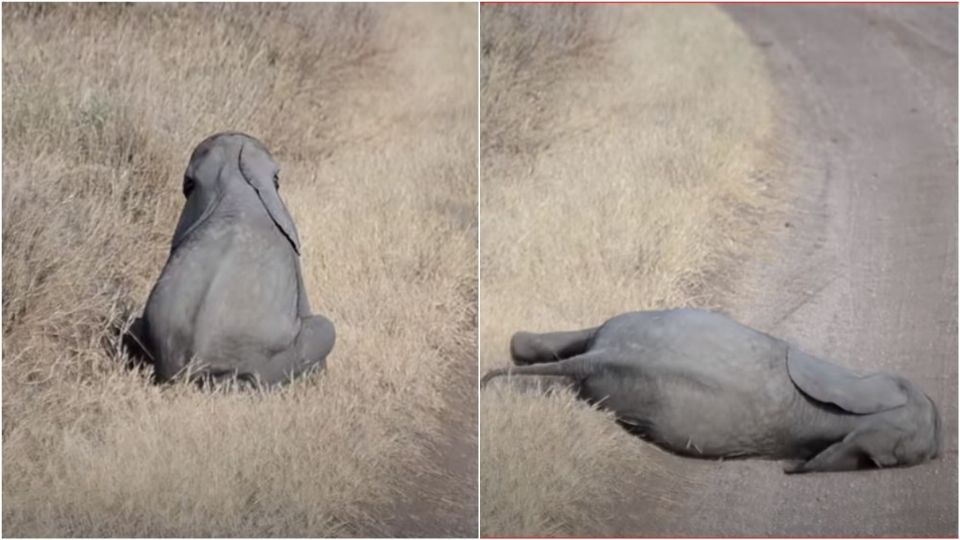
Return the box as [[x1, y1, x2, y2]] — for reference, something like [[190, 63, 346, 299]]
[[479, 5, 779, 536], [3, 4, 477, 536]]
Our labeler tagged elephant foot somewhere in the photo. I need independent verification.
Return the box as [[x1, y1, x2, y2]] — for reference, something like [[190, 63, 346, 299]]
[[510, 327, 599, 365], [297, 313, 336, 373], [510, 332, 542, 365], [782, 460, 807, 474], [256, 313, 336, 386]]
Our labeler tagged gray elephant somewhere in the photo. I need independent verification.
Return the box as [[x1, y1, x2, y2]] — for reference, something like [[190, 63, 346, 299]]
[[482, 309, 941, 473], [126, 132, 335, 386]]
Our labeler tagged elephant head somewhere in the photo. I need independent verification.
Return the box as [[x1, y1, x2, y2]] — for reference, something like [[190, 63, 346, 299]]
[[172, 132, 300, 255], [786, 348, 942, 471]]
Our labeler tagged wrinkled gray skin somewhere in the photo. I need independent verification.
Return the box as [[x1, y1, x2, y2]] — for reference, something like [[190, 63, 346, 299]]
[[127, 132, 335, 386], [482, 309, 941, 474]]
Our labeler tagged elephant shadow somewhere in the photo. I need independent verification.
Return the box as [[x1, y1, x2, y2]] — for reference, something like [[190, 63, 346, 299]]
[[103, 306, 159, 383]]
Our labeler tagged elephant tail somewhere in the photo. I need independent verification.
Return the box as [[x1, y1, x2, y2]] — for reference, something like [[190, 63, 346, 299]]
[[481, 351, 601, 388]]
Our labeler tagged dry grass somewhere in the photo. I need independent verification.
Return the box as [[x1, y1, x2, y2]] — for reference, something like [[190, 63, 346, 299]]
[[479, 5, 779, 536], [2, 4, 476, 537]]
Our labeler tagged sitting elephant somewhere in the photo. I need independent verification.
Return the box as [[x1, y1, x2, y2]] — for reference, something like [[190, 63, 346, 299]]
[[126, 132, 335, 386], [482, 309, 941, 473]]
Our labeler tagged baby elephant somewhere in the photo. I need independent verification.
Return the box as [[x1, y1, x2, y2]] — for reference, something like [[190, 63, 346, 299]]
[[482, 309, 941, 473], [127, 132, 335, 386]]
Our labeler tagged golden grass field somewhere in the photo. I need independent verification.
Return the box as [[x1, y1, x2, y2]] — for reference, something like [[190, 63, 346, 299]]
[[3, 4, 476, 536], [479, 5, 778, 536]]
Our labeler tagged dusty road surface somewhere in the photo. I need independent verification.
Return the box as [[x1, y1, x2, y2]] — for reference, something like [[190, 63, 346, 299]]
[[621, 5, 957, 536]]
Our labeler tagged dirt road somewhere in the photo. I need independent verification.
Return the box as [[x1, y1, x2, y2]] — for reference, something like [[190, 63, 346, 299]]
[[630, 6, 958, 536]]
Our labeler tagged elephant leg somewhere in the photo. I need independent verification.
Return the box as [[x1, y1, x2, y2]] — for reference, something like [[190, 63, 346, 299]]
[[253, 314, 336, 386], [510, 327, 599, 365], [784, 427, 898, 474], [482, 350, 603, 387]]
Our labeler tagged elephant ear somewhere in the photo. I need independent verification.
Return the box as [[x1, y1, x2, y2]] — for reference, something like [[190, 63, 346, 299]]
[[786, 348, 907, 414], [239, 142, 301, 255]]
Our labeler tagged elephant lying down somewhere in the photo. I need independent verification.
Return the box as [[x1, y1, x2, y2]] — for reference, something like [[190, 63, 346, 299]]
[[482, 309, 941, 473], [126, 132, 335, 386]]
